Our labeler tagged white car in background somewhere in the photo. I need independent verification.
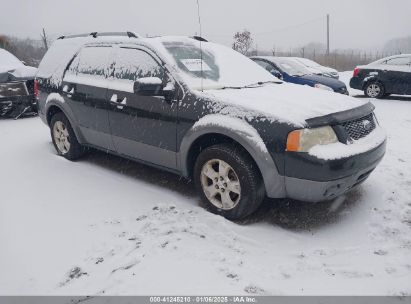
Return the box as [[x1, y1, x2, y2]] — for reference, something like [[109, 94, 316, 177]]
[[292, 57, 339, 79]]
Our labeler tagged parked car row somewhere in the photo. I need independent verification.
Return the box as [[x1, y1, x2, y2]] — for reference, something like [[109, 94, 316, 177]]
[[251, 56, 348, 94], [34, 32, 386, 219], [0, 49, 38, 119]]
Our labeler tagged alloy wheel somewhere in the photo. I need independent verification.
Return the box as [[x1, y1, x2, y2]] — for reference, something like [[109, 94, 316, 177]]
[[53, 121, 71, 154], [200, 159, 241, 210], [367, 83, 381, 98]]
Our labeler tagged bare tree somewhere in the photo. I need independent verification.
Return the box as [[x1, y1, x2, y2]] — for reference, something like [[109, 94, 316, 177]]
[[41, 28, 49, 50], [232, 29, 253, 56]]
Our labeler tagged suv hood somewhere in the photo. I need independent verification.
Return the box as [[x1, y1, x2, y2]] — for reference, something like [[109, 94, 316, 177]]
[[199, 82, 367, 127]]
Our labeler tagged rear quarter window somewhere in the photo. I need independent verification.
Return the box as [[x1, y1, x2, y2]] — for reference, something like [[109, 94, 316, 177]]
[[76, 46, 112, 77]]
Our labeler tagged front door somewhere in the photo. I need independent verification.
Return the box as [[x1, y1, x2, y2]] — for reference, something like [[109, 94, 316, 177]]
[[107, 46, 178, 169]]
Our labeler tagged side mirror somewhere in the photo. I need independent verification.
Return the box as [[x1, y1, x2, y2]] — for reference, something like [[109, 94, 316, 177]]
[[134, 77, 163, 96], [271, 70, 283, 79]]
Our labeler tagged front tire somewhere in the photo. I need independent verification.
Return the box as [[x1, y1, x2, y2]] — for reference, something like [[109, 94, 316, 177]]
[[364, 82, 385, 99], [194, 143, 265, 220], [50, 112, 86, 160]]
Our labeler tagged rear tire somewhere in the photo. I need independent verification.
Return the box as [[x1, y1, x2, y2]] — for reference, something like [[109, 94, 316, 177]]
[[364, 82, 385, 99], [194, 143, 265, 220], [50, 112, 86, 160]]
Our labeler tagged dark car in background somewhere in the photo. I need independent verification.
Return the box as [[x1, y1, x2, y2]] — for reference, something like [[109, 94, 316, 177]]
[[350, 54, 411, 98], [252, 56, 348, 94], [0, 48, 38, 118]]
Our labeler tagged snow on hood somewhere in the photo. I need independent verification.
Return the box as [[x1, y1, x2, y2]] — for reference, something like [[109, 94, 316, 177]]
[[0, 49, 37, 81], [199, 82, 367, 127], [0, 48, 24, 72], [6, 65, 37, 79]]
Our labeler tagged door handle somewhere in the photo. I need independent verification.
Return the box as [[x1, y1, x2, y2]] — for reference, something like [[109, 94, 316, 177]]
[[62, 84, 75, 96], [110, 94, 127, 109]]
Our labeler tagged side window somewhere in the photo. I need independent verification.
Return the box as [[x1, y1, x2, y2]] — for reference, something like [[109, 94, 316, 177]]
[[385, 57, 411, 66], [76, 46, 112, 77], [254, 60, 273, 72], [113, 48, 164, 82]]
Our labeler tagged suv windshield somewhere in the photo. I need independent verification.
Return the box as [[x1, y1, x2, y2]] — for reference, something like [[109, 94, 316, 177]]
[[274, 58, 312, 76], [159, 39, 276, 90]]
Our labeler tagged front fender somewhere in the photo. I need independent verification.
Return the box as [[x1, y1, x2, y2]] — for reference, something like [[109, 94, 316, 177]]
[[178, 114, 286, 198]]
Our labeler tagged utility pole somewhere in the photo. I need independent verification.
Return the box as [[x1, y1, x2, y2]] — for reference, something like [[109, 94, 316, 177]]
[[326, 14, 330, 56], [41, 28, 48, 50]]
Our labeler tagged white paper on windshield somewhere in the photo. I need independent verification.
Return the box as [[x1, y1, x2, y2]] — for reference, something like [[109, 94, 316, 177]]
[[180, 59, 211, 72]]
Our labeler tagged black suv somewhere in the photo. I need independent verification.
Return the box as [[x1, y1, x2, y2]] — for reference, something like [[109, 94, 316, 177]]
[[350, 54, 411, 98], [36, 32, 386, 220]]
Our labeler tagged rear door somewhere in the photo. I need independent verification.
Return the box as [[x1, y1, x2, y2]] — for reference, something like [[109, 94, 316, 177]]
[[107, 46, 178, 169], [62, 46, 115, 150], [381, 56, 411, 94]]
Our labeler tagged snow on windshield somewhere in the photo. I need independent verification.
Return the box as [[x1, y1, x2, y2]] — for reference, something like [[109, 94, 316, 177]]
[[274, 58, 312, 76], [0, 49, 23, 72], [151, 37, 278, 90]]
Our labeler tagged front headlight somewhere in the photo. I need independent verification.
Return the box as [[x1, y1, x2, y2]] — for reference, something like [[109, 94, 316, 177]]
[[286, 126, 338, 152], [314, 83, 334, 92]]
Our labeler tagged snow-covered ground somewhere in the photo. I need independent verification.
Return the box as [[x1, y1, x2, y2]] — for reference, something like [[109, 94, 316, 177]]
[[1, 72, 410, 295]]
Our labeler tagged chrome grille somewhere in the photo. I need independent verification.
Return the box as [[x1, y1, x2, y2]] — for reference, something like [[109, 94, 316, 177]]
[[342, 113, 376, 140]]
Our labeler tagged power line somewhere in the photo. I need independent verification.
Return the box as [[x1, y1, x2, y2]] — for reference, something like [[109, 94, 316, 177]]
[[205, 14, 326, 38]]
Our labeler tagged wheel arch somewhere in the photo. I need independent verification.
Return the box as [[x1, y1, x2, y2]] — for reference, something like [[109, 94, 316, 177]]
[[45, 98, 85, 144], [178, 116, 286, 198]]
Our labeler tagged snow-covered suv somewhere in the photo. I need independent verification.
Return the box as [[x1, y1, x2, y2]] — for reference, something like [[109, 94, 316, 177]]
[[36, 32, 386, 220]]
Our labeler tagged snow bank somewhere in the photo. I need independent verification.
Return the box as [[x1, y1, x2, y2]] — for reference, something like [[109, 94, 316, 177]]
[[309, 126, 386, 160]]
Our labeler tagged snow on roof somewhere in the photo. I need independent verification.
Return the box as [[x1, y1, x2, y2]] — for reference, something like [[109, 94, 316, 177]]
[[36, 35, 135, 87]]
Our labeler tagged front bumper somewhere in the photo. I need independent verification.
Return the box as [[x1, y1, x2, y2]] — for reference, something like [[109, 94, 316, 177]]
[[283, 139, 386, 202], [334, 86, 349, 95]]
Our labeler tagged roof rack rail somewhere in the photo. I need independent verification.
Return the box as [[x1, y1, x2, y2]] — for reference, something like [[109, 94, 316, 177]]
[[191, 36, 208, 42], [58, 32, 139, 40]]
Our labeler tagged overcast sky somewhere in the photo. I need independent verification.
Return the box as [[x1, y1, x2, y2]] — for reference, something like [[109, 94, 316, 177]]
[[1, 0, 410, 51]]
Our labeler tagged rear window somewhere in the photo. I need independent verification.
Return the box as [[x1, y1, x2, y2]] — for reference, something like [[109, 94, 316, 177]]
[[36, 37, 92, 87]]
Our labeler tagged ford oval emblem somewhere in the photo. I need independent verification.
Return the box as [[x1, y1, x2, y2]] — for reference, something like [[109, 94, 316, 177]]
[[362, 120, 372, 131]]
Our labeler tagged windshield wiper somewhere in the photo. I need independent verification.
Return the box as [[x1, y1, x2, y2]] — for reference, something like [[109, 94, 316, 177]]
[[221, 80, 282, 90]]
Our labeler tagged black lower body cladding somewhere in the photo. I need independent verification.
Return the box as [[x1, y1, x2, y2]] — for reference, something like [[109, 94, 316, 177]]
[[283, 140, 386, 202]]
